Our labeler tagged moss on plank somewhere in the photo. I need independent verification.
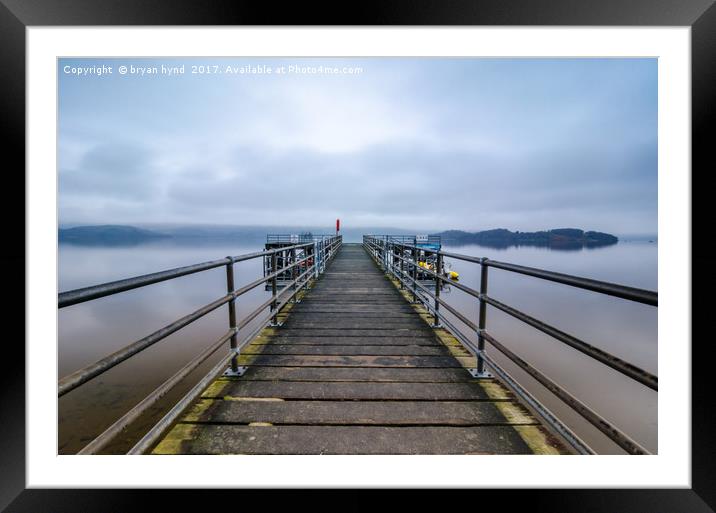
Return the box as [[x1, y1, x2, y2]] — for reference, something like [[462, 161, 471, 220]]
[[151, 424, 199, 455]]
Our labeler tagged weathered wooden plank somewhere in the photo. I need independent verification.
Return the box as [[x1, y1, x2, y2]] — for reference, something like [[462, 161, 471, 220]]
[[290, 305, 415, 313], [283, 311, 423, 318], [287, 312, 418, 318], [315, 284, 395, 287], [315, 283, 392, 287], [302, 290, 400, 295], [301, 292, 400, 297], [302, 296, 402, 303], [241, 344, 455, 356], [153, 425, 533, 454], [202, 380, 495, 400], [316, 279, 390, 284], [297, 299, 409, 305], [226, 366, 480, 382], [185, 399, 529, 425], [235, 354, 472, 368], [270, 329, 433, 337], [281, 320, 428, 329], [253, 336, 442, 345]]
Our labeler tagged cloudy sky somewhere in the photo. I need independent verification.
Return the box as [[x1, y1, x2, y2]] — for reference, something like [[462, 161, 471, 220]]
[[58, 57, 657, 234]]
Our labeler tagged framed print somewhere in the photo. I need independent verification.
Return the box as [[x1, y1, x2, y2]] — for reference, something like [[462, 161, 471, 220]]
[[3, 0, 714, 510]]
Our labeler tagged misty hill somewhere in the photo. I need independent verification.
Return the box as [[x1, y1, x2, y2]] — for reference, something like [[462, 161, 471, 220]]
[[59, 225, 170, 246], [58, 224, 416, 246], [434, 228, 618, 249], [58, 224, 619, 249]]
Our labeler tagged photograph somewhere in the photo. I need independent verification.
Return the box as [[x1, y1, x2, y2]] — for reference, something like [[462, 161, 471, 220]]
[[2, 2, 709, 507], [57, 56, 658, 456]]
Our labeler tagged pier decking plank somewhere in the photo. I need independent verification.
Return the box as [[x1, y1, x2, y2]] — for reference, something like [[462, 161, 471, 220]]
[[152, 244, 570, 455], [200, 380, 497, 401], [233, 354, 472, 368], [220, 367, 478, 382], [161, 425, 534, 455], [240, 344, 454, 356], [251, 336, 442, 345], [183, 399, 535, 425]]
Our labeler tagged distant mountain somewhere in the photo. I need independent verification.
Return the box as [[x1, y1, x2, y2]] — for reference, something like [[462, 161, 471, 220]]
[[59, 223, 416, 245], [59, 225, 170, 246], [58, 224, 619, 249], [434, 228, 618, 250]]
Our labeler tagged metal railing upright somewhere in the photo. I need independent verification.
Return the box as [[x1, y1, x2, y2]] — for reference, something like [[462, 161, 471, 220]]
[[363, 235, 657, 455]]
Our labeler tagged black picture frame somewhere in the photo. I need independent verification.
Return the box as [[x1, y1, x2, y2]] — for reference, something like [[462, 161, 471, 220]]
[[2, 1, 712, 511]]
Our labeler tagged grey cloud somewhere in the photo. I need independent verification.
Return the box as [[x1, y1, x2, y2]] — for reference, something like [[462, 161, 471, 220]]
[[58, 58, 657, 234], [161, 139, 655, 233], [59, 142, 158, 200]]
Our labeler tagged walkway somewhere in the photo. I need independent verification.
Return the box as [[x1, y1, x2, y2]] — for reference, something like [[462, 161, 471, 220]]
[[152, 244, 569, 454]]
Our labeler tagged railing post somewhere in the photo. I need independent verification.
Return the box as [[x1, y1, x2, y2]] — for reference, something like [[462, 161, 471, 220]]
[[223, 257, 246, 377], [270, 251, 280, 326], [314, 241, 319, 278], [472, 257, 491, 377], [389, 242, 395, 278], [399, 245, 404, 289], [390, 242, 395, 276], [412, 247, 418, 303], [432, 253, 443, 327], [375, 240, 383, 267], [290, 246, 297, 302]]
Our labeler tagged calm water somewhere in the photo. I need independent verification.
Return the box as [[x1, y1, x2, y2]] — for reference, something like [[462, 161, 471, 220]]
[[58, 239, 657, 454]]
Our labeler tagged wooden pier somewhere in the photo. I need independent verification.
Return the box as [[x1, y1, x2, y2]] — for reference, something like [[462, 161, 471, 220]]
[[152, 244, 569, 455]]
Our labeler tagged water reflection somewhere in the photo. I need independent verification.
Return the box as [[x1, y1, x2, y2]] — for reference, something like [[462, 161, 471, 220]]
[[444, 240, 618, 251]]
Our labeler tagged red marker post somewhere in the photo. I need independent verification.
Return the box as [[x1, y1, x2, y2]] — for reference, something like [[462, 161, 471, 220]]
[[336, 219, 340, 234]]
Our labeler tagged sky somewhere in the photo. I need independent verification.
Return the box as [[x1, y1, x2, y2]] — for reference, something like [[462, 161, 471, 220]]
[[58, 57, 657, 235]]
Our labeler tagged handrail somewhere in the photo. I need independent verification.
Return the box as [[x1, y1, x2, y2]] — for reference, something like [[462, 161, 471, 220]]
[[368, 236, 657, 306], [59, 235, 342, 454], [363, 235, 657, 455], [58, 250, 318, 397], [59, 242, 314, 308], [58, 293, 233, 397], [385, 248, 656, 390]]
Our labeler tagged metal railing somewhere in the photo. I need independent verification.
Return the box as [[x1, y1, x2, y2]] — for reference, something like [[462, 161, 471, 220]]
[[58, 235, 342, 454], [266, 233, 337, 244], [263, 234, 336, 286], [363, 235, 657, 455]]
